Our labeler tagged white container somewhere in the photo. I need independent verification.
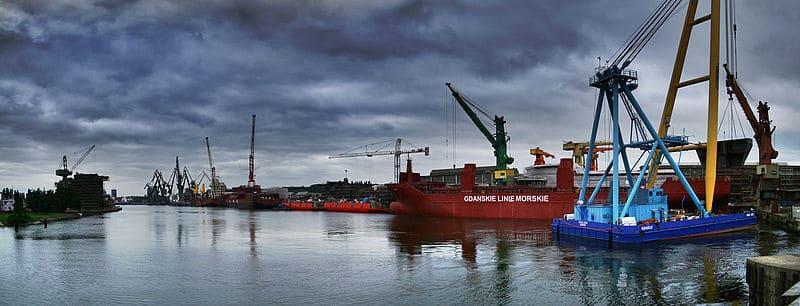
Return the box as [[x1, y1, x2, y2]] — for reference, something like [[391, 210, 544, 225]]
[[621, 217, 637, 226]]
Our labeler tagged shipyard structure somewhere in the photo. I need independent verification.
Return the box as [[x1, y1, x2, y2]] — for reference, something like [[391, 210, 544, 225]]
[[55, 145, 115, 212]]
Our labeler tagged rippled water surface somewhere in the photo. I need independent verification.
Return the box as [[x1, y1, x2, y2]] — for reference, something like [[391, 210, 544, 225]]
[[1, 206, 799, 305]]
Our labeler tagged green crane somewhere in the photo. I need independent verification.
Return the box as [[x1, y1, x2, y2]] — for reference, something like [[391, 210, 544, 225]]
[[445, 82, 515, 185]]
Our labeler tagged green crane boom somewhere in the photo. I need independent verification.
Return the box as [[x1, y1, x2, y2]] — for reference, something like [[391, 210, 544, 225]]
[[445, 82, 514, 184]]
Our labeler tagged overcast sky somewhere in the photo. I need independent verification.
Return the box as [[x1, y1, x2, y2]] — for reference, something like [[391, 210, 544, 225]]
[[1, 0, 798, 195]]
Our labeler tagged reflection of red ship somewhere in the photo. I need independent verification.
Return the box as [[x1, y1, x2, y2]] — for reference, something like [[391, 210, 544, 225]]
[[285, 200, 388, 213], [389, 159, 730, 220]]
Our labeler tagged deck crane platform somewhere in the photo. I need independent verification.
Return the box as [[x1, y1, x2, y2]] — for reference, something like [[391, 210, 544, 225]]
[[329, 138, 429, 183], [56, 144, 96, 181], [529, 147, 555, 166], [446, 82, 515, 185]]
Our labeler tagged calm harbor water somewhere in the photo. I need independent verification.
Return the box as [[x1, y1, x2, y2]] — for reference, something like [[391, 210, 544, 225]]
[[1, 205, 799, 305]]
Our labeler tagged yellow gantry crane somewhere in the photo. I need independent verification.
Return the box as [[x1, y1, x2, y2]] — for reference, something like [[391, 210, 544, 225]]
[[647, 0, 722, 213], [647, 0, 775, 212]]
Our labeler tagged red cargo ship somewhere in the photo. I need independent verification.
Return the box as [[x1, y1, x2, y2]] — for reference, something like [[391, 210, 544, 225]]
[[224, 185, 281, 209], [388, 158, 730, 220], [323, 200, 388, 213]]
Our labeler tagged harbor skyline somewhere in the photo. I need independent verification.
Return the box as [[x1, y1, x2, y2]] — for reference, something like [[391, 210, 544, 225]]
[[1, 1, 798, 195]]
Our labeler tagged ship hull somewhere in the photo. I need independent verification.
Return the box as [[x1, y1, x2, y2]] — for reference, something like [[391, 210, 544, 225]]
[[661, 178, 732, 210], [389, 159, 733, 220], [225, 198, 281, 210], [388, 183, 579, 220]]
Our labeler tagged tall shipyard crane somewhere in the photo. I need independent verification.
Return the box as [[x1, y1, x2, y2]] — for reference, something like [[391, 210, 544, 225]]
[[446, 82, 515, 185], [165, 156, 185, 201], [56, 144, 96, 181], [247, 114, 256, 188], [205, 136, 224, 197], [329, 138, 429, 183], [144, 169, 170, 201]]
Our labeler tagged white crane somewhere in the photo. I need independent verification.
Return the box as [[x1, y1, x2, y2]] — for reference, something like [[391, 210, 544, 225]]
[[329, 138, 429, 183]]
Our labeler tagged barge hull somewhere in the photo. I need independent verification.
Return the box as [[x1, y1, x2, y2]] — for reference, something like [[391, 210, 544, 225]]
[[552, 212, 756, 244]]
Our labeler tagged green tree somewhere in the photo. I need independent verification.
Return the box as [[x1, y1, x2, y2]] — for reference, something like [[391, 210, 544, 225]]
[[6, 190, 32, 225]]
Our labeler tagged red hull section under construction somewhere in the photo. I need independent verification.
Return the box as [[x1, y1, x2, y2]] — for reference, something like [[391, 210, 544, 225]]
[[323, 201, 388, 213], [389, 159, 731, 220]]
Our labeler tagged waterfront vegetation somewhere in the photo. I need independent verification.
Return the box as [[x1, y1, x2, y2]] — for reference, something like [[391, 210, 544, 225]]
[[1, 187, 81, 225], [0, 212, 77, 226]]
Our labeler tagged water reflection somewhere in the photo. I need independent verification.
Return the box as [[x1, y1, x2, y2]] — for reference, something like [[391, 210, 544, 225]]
[[556, 232, 755, 304], [389, 216, 552, 304], [1, 206, 798, 305], [210, 210, 225, 247], [324, 213, 355, 237], [248, 211, 258, 258]]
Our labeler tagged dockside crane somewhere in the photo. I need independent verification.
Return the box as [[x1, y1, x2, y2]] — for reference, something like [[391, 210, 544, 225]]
[[529, 147, 555, 166], [205, 136, 222, 197], [56, 144, 96, 181], [640, 0, 778, 211], [723, 64, 778, 166], [165, 156, 185, 201], [563, 141, 614, 171], [144, 169, 170, 201], [194, 171, 210, 194], [329, 138, 429, 183], [446, 82, 515, 184], [247, 114, 256, 188]]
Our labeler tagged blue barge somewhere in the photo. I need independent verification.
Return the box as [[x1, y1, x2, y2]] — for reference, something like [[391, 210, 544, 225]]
[[552, 212, 756, 244], [550, 63, 757, 244]]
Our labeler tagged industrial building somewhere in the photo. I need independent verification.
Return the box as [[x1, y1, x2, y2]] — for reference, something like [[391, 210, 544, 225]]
[[422, 166, 515, 186], [59, 173, 112, 212]]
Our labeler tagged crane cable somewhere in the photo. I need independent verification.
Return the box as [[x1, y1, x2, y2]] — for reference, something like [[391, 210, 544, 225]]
[[720, 0, 748, 139], [609, 0, 687, 67]]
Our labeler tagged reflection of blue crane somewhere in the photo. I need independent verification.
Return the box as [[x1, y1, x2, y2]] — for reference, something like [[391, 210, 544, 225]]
[[445, 82, 515, 185], [56, 145, 96, 181]]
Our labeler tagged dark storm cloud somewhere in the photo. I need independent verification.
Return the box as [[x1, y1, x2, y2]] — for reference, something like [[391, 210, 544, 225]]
[[0, 0, 798, 194]]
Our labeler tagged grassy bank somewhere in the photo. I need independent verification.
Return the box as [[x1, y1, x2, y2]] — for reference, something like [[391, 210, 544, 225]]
[[0, 212, 79, 226]]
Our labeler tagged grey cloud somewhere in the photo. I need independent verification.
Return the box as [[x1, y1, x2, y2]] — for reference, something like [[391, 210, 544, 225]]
[[0, 0, 797, 195]]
